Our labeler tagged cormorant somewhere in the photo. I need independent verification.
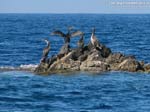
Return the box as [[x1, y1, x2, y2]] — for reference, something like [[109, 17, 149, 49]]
[[77, 33, 84, 49], [90, 27, 102, 50], [40, 39, 50, 63], [56, 42, 70, 60], [51, 27, 83, 44], [59, 42, 70, 55]]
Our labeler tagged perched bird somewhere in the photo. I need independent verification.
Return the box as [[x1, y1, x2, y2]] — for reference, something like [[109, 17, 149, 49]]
[[56, 42, 70, 61], [59, 42, 70, 55], [40, 39, 50, 63], [42, 39, 50, 57], [77, 33, 84, 49], [51, 27, 83, 44], [90, 27, 102, 50]]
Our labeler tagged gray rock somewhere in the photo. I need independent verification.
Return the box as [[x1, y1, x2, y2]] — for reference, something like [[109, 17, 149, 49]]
[[106, 53, 125, 64], [144, 64, 150, 72], [34, 62, 49, 73], [117, 58, 143, 72], [49, 59, 81, 71], [86, 50, 104, 61], [80, 60, 110, 72], [48, 52, 81, 71]]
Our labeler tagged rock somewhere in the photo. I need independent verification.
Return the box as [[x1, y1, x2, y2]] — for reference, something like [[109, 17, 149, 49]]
[[62, 51, 76, 62], [87, 42, 111, 58], [48, 55, 57, 67], [56, 53, 65, 60], [78, 54, 88, 61], [117, 58, 143, 72], [48, 52, 81, 71], [86, 50, 104, 61], [34, 62, 49, 73], [144, 64, 150, 72], [139, 61, 145, 67], [35, 39, 149, 74], [106, 53, 124, 71], [106, 53, 144, 72], [49, 59, 81, 71], [106, 53, 125, 64], [80, 60, 110, 72]]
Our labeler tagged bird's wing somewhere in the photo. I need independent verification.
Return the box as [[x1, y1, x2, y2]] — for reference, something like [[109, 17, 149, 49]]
[[94, 36, 102, 49], [51, 30, 66, 37], [71, 31, 84, 37]]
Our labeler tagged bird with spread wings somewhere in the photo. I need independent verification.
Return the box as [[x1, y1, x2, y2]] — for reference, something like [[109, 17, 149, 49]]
[[51, 27, 84, 44]]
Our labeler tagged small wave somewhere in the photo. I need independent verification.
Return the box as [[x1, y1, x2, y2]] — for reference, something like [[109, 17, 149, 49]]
[[19, 64, 38, 71], [0, 64, 38, 72], [0, 66, 15, 71], [19, 64, 38, 69]]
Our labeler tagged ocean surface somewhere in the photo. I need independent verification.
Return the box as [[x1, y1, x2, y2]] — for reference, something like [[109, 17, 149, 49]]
[[0, 14, 150, 112]]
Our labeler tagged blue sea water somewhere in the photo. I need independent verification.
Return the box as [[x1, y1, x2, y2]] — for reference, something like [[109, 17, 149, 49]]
[[0, 14, 150, 112]]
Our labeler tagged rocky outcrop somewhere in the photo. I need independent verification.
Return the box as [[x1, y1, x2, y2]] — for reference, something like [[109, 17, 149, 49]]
[[34, 42, 150, 74], [144, 64, 150, 73], [105, 53, 144, 72]]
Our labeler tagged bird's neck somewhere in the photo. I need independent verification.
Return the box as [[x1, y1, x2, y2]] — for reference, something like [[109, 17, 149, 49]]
[[67, 29, 71, 35], [91, 33, 94, 39], [92, 29, 95, 35], [80, 35, 83, 41], [47, 42, 50, 48]]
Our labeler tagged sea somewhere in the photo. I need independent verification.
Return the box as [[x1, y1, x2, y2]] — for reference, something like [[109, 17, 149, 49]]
[[0, 14, 150, 112]]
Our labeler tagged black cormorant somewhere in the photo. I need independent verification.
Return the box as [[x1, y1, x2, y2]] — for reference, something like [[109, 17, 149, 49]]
[[40, 39, 50, 63], [59, 42, 70, 55], [51, 27, 83, 44], [77, 33, 84, 49]]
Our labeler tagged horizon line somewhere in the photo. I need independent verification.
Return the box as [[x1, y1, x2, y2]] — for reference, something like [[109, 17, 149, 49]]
[[0, 12, 150, 15]]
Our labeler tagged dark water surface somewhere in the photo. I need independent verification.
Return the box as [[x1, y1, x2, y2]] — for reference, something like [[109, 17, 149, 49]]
[[0, 14, 150, 112]]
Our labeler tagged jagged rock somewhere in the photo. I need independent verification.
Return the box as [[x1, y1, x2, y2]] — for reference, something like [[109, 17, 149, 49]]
[[35, 62, 49, 73], [49, 59, 81, 71], [106, 53, 144, 72], [105, 53, 123, 70], [117, 58, 143, 72], [80, 60, 110, 72], [48, 52, 81, 71], [87, 42, 111, 58], [78, 54, 88, 61], [106, 53, 125, 64], [86, 50, 104, 61], [139, 61, 145, 67], [144, 64, 150, 72]]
